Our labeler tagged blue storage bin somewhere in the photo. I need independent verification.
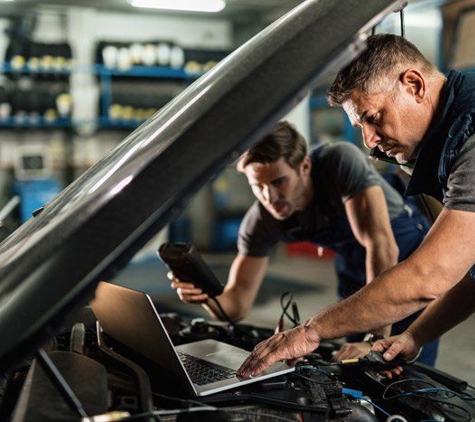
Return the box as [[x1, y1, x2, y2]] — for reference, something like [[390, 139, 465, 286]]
[[169, 218, 191, 243], [212, 218, 241, 252], [13, 178, 62, 223]]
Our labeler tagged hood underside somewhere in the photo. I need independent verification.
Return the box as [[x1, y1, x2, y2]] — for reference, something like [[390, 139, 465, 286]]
[[0, 0, 406, 371]]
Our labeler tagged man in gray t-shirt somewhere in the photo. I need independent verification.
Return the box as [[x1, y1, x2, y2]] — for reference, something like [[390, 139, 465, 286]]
[[171, 120, 437, 365], [238, 141, 418, 301]]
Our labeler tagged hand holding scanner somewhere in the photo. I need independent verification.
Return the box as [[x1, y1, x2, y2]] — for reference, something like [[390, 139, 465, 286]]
[[361, 350, 406, 370], [158, 242, 224, 298]]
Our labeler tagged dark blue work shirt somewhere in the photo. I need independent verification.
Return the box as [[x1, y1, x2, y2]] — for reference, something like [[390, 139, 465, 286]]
[[406, 70, 475, 278]]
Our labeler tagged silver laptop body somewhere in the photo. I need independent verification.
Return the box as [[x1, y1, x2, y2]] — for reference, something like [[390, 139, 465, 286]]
[[90, 281, 294, 396]]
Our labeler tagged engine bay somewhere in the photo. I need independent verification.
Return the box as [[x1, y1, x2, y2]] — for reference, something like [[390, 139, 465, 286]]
[[2, 307, 475, 422]]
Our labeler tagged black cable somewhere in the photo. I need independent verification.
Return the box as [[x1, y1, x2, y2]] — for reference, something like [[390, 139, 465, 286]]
[[291, 302, 301, 326], [211, 291, 300, 340], [279, 292, 299, 327], [382, 379, 474, 421], [35, 349, 88, 419], [209, 297, 257, 340], [210, 296, 235, 325], [383, 378, 437, 399], [386, 386, 475, 402], [280, 291, 293, 322], [383, 378, 475, 401], [411, 395, 472, 421]]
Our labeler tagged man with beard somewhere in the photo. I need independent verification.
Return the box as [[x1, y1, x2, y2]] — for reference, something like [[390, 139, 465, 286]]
[[171, 120, 436, 364]]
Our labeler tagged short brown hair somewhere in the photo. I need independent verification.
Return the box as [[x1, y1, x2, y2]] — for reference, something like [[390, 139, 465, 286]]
[[327, 34, 439, 106], [236, 121, 307, 172]]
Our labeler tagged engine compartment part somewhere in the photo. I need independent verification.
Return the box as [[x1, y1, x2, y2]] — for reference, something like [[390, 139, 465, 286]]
[[3, 311, 475, 422]]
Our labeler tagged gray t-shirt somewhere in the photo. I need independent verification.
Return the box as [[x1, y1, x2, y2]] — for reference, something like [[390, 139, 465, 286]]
[[238, 142, 405, 257], [444, 134, 475, 211]]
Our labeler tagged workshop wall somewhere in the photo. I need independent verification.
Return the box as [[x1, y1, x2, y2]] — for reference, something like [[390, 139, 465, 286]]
[[0, 4, 312, 251], [0, 1, 447, 253], [0, 6, 236, 239]]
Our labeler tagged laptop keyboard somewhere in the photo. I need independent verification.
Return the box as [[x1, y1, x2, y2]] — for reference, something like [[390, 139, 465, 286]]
[[177, 351, 236, 386]]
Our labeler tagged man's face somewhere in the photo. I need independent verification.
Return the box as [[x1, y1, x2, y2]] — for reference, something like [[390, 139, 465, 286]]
[[243, 156, 311, 220], [342, 77, 432, 164]]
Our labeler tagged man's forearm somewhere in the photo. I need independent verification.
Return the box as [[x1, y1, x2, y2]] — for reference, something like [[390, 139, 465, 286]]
[[364, 243, 399, 338], [407, 273, 475, 345], [202, 254, 268, 322], [307, 259, 432, 340], [202, 290, 247, 322], [365, 238, 399, 282], [202, 299, 224, 320]]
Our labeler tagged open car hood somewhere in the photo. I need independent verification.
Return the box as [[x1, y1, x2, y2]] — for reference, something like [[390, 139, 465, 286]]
[[0, 0, 406, 371]]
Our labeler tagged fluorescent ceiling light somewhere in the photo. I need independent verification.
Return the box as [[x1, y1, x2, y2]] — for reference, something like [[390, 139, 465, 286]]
[[127, 0, 226, 13]]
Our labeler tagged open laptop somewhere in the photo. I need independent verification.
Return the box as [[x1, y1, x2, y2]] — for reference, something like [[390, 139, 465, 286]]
[[90, 281, 294, 396]]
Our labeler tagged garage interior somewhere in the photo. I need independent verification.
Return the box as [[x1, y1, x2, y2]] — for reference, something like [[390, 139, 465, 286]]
[[1, 0, 475, 391]]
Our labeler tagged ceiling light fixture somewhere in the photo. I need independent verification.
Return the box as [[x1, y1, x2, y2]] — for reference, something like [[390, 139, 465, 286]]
[[127, 0, 226, 13]]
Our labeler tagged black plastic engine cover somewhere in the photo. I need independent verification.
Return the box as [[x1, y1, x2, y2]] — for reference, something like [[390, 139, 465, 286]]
[[11, 351, 108, 422]]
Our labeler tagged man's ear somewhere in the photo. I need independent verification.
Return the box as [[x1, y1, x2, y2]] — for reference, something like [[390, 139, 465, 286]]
[[300, 155, 311, 176], [400, 69, 426, 103]]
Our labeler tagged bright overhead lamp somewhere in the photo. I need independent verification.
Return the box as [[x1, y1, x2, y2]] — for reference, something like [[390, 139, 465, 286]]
[[127, 0, 226, 13]]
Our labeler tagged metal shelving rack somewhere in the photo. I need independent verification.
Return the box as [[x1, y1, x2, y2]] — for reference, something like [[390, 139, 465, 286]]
[[95, 64, 200, 129], [0, 62, 201, 129]]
